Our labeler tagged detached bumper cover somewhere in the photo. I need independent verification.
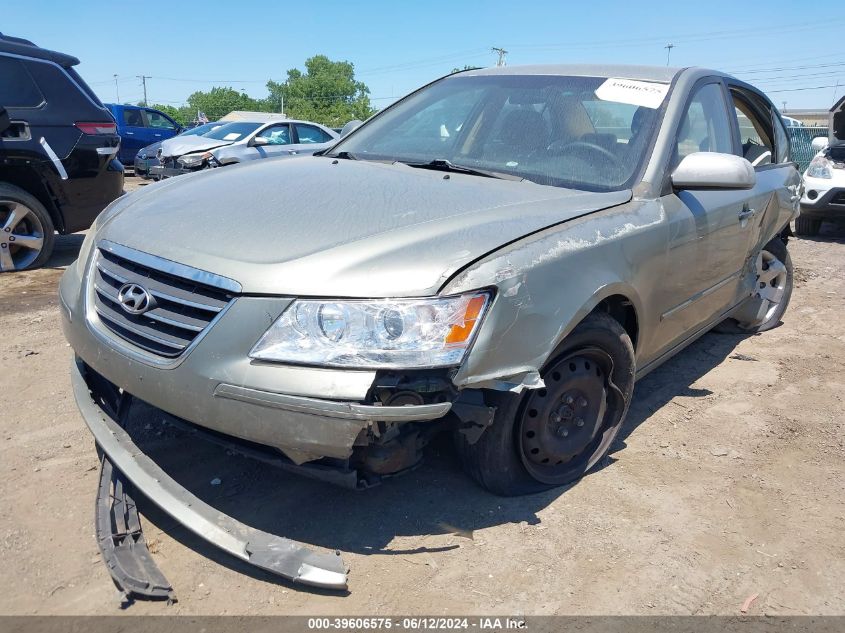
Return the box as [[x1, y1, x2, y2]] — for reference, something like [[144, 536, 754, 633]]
[[71, 358, 349, 590]]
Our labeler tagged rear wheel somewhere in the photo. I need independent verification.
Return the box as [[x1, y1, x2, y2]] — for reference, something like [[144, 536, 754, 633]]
[[794, 216, 821, 237], [0, 183, 55, 272], [456, 312, 635, 496], [718, 237, 793, 333]]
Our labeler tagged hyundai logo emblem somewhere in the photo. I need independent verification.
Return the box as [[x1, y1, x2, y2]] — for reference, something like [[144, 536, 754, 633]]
[[117, 283, 154, 315]]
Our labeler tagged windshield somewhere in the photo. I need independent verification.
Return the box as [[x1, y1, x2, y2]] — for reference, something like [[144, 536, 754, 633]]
[[182, 122, 221, 137], [329, 74, 666, 191], [201, 122, 262, 142]]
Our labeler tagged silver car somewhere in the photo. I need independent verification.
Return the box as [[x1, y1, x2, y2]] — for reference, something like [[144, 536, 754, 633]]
[[61, 64, 799, 589], [151, 118, 339, 177]]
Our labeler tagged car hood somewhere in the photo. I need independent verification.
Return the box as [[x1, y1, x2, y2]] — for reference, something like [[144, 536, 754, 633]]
[[137, 141, 162, 159], [159, 135, 234, 158], [99, 157, 632, 296]]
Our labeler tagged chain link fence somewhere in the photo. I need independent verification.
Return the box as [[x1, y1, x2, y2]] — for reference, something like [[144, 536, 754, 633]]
[[787, 126, 828, 172]]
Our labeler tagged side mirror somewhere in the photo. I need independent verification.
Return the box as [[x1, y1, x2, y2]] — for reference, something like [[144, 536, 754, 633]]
[[0, 107, 10, 135], [251, 136, 269, 147], [340, 120, 363, 137], [671, 152, 756, 190], [811, 137, 828, 152]]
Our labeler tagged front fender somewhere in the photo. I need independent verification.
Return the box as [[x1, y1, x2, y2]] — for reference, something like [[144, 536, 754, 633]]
[[444, 199, 665, 390]]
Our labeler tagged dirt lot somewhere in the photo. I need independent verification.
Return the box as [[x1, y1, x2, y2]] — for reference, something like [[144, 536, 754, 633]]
[[1, 177, 843, 615]]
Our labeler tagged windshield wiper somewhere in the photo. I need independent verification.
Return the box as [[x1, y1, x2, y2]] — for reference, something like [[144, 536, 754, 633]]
[[324, 150, 358, 160], [401, 159, 524, 181]]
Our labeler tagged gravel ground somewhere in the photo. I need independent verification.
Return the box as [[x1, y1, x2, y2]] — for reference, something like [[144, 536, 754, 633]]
[[1, 177, 843, 615]]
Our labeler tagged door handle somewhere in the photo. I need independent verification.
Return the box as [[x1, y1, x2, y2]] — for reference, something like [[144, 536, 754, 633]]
[[125, 131, 134, 135], [738, 205, 756, 222]]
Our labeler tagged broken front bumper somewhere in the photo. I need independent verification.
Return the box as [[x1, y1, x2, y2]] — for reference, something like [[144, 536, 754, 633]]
[[72, 357, 349, 590], [59, 262, 450, 464], [148, 164, 195, 179]]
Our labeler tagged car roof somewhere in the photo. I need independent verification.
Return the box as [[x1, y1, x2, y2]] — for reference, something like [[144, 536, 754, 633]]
[[0, 32, 79, 67], [462, 64, 692, 83]]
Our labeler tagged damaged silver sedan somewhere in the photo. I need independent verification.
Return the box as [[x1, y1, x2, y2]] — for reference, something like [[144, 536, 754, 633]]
[[60, 64, 799, 591]]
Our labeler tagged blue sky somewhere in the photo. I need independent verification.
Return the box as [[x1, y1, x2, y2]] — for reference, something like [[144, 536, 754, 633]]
[[6, 0, 844, 112]]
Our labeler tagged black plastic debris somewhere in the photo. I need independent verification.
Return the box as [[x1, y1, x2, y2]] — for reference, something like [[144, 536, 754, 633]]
[[95, 453, 175, 603]]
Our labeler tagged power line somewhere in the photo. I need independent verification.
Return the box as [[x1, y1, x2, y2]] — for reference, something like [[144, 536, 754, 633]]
[[732, 61, 845, 76], [766, 83, 842, 93]]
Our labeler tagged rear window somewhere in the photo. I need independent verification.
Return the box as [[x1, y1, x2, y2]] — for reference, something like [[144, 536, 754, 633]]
[[65, 67, 105, 107], [0, 57, 44, 107]]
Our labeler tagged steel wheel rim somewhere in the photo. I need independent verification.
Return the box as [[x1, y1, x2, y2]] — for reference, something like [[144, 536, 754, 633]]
[[0, 200, 45, 271], [517, 349, 614, 484], [755, 249, 788, 322]]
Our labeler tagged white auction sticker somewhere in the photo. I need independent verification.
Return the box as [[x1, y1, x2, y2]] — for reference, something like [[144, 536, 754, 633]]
[[595, 77, 670, 109]]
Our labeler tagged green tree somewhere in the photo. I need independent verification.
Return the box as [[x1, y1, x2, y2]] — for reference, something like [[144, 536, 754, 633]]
[[265, 55, 376, 127], [183, 87, 272, 122], [147, 103, 193, 126]]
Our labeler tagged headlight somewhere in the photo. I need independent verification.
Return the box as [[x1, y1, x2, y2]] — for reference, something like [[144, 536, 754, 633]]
[[807, 156, 832, 179], [177, 152, 211, 168], [249, 291, 491, 368]]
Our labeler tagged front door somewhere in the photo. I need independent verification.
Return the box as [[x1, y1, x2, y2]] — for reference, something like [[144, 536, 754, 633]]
[[652, 80, 757, 355]]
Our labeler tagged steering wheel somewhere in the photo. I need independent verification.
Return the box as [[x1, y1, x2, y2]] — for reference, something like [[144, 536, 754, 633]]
[[545, 140, 622, 168]]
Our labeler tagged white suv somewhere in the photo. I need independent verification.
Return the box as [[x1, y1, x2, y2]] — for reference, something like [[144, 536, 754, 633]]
[[797, 96, 845, 236]]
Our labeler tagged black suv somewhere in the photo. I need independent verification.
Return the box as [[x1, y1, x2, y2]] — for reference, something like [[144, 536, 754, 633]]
[[0, 33, 123, 272]]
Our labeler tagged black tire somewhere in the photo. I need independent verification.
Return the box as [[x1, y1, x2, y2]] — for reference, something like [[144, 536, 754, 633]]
[[455, 312, 636, 496], [794, 216, 821, 237], [717, 237, 793, 334], [0, 182, 55, 272]]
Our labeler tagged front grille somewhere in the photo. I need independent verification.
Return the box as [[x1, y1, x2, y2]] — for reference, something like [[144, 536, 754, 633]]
[[92, 248, 233, 357]]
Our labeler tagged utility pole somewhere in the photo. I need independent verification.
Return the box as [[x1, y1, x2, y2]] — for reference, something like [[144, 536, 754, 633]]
[[491, 47, 508, 67], [782, 101, 787, 113], [136, 75, 151, 106], [664, 43, 674, 66], [113, 74, 120, 103]]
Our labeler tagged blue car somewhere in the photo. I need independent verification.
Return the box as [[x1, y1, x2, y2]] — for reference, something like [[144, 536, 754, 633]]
[[105, 103, 183, 165]]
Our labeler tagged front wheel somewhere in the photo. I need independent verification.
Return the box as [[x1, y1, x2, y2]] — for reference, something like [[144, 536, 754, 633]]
[[455, 312, 636, 496]]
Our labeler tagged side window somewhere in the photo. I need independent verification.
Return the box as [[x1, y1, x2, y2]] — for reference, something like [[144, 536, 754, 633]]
[[0, 57, 44, 107], [294, 123, 333, 144], [675, 83, 734, 164], [146, 110, 176, 130], [122, 109, 144, 127], [256, 124, 291, 145], [731, 93, 774, 167], [772, 115, 790, 164]]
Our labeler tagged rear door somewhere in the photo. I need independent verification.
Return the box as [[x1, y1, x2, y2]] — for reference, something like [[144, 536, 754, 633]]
[[726, 84, 801, 293], [118, 107, 148, 162], [652, 79, 758, 354], [290, 123, 337, 155]]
